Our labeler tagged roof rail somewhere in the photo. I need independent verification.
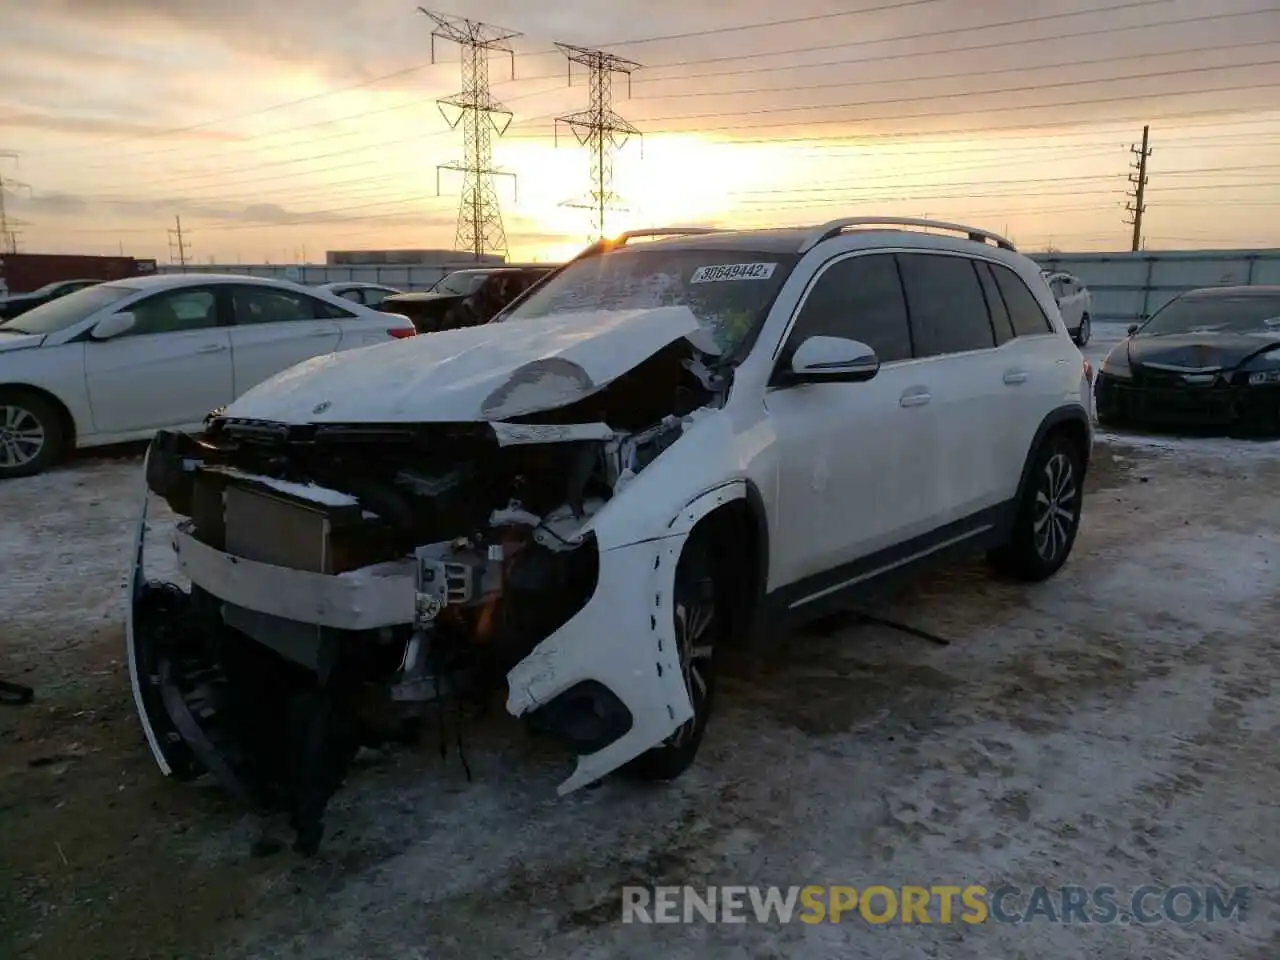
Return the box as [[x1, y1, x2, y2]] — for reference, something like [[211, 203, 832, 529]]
[[569, 226, 731, 263], [612, 227, 729, 246], [799, 217, 1017, 254]]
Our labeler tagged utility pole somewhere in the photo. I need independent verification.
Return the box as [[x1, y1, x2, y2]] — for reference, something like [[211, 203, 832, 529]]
[[0, 152, 31, 255], [1124, 125, 1152, 253], [168, 216, 190, 267], [420, 8, 521, 262], [553, 44, 642, 240]]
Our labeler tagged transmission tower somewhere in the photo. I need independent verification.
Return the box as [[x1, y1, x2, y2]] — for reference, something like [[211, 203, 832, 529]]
[[1124, 125, 1152, 253], [553, 44, 642, 240], [168, 216, 190, 267], [419, 8, 521, 261], [0, 152, 31, 255]]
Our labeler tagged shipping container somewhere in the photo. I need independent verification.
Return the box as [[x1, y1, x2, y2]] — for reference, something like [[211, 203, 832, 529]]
[[0, 253, 157, 295]]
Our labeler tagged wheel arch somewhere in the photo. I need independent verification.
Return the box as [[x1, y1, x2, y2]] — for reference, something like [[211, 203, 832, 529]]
[[1015, 405, 1091, 505], [680, 478, 771, 649], [0, 382, 78, 447]]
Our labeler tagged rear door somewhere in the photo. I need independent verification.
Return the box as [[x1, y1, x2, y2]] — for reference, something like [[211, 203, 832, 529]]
[[985, 261, 1066, 501], [896, 252, 1005, 526], [227, 284, 341, 397], [84, 284, 234, 434]]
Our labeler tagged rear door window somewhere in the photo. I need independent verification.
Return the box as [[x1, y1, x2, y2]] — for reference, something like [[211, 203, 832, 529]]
[[896, 253, 995, 357], [975, 261, 1016, 345]]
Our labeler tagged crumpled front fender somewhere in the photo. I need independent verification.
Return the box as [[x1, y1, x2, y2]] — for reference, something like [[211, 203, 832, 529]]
[[506, 481, 747, 794]]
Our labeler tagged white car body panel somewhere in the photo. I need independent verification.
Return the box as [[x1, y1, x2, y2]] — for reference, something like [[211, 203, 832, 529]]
[[129, 225, 1093, 801], [0, 273, 415, 452], [222, 305, 703, 425]]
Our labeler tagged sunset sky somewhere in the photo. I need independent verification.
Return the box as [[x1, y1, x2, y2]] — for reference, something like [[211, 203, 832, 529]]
[[1, 0, 1278, 263]]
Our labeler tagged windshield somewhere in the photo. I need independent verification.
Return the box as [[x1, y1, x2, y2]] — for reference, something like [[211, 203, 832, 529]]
[[433, 271, 491, 296], [500, 247, 799, 356], [0, 283, 136, 335], [1140, 294, 1280, 337]]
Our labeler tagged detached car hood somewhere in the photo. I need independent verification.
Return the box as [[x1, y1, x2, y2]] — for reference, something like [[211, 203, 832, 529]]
[[224, 305, 704, 425], [0, 332, 46, 353], [1127, 332, 1280, 371]]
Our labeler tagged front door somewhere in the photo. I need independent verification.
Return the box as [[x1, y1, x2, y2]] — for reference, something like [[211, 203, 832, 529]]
[[764, 252, 937, 590], [84, 285, 234, 434]]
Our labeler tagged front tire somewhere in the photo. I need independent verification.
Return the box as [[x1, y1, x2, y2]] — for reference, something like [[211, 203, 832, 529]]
[[622, 538, 720, 783], [0, 390, 65, 479], [989, 432, 1084, 582]]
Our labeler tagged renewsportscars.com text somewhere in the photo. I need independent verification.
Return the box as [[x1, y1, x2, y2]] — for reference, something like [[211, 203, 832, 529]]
[[622, 884, 1252, 925]]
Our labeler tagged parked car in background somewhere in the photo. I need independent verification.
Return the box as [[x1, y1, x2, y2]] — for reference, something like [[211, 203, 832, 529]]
[[1095, 284, 1280, 435], [313, 281, 402, 308], [131, 217, 1091, 853], [428, 263, 554, 297], [1044, 271, 1093, 346], [0, 274, 416, 478], [0, 279, 102, 321], [384, 265, 556, 332]]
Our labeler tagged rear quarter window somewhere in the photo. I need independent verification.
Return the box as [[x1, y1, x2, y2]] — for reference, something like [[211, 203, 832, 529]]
[[992, 264, 1054, 337]]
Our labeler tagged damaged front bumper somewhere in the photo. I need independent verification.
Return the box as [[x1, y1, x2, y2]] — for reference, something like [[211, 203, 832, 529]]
[[126, 428, 700, 847]]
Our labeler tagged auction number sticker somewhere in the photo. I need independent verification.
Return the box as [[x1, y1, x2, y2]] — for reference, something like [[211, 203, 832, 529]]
[[689, 262, 778, 283]]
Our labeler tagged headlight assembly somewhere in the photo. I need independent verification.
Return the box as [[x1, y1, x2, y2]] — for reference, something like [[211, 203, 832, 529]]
[[1099, 355, 1132, 379], [1247, 369, 1280, 386]]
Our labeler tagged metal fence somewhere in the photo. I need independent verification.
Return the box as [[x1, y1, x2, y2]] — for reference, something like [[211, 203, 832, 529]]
[[153, 262, 465, 291], [1031, 249, 1280, 325]]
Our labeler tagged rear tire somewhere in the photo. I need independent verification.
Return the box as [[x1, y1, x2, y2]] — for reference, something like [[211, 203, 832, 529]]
[[989, 432, 1084, 582], [622, 536, 721, 783], [1074, 314, 1091, 347], [0, 389, 66, 479]]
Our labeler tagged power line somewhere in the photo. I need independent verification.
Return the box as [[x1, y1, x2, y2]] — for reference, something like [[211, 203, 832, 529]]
[[1125, 125, 1153, 251], [622, 59, 1280, 127], [626, 8, 1274, 86], [553, 44, 643, 240], [420, 7, 522, 260]]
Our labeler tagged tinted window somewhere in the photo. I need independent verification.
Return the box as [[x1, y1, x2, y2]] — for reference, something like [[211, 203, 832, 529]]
[[992, 264, 1053, 337], [788, 253, 912, 362], [231, 287, 352, 324], [338, 288, 364, 303], [975, 262, 1015, 345], [127, 288, 219, 336], [363, 288, 393, 307], [897, 253, 994, 357]]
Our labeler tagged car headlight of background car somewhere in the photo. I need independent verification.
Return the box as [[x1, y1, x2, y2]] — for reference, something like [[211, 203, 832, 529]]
[[1245, 348, 1280, 386], [1099, 351, 1133, 379]]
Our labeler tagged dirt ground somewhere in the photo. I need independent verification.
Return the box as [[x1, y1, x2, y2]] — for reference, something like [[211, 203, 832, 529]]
[[1, 434, 1277, 960]]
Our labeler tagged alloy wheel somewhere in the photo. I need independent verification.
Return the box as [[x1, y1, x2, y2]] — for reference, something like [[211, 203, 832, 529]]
[[1078, 317, 1091, 346], [1033, 452, 1077, 562], [0, 404, 45, 469], [668, 583, 715, 747]]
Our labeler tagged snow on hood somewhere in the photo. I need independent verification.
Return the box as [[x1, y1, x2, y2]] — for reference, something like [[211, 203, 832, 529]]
[[0, 332, 46, 354], [224, 305, 703, 425]]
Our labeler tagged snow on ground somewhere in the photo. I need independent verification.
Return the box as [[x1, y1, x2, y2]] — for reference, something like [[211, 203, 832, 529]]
[[1, 437, 1278, 960]]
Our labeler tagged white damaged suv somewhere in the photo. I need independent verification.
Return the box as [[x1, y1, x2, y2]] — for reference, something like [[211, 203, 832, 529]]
[[130, 218, 1093, 852]]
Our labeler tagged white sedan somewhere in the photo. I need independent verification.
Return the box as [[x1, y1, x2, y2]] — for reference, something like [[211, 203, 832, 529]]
[[0, 273, 416, 478], [313, 281, 402, 308]]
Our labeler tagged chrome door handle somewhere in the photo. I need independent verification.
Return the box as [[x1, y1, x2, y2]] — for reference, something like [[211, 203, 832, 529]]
[[900, 391, 932, 407], [1003, 371, 1028, 385], [196, 343, 228, 354]]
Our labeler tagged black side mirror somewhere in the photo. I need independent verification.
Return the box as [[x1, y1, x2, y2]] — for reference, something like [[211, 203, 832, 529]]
[[1127, 323, 1139, 336]]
